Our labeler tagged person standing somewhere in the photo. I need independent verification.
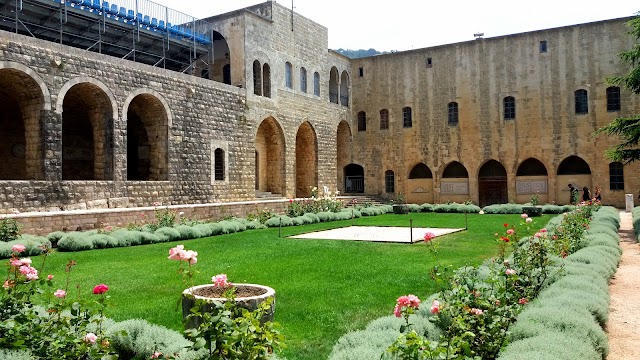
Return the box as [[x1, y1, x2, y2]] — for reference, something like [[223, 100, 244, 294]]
[[568, 184, 578, 205], [594, 186, 602, 202], [582, 186, 591, 202]]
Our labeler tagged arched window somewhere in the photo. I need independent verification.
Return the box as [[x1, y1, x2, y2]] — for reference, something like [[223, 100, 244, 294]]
[[448, 102, 458, 126], [262, 63, 271, 98], [253, 60, 262, 96], [300, 67, 307, 93], [340, 71, 350, 106], [285, 62, 293, 89], [402, 107, 412, 128], [357, 111, 367, 132], [516, 158, 548, 176], [442, 162, 468, 178], [313, 72, 320, 96], [329, 67, 339, 104], [606, 86, 620, 112], [575, 89, 588, 114], [609, 162, 624, 190], [214, 148, 225, 181], [409, 163, 433, 179], [380, 109, 389, 130], [503, 96, 515, 120], [557, 156, 591, 175], [385, 170, 395, 193]]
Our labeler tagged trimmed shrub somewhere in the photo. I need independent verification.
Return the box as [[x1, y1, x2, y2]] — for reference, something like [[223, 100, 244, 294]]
[[317, 212, 336, 222], [458, 204, 481, 213], [508, 305, 608, 357], [209, 223, 223, 235], [407, 204, 421, 213], [87, 234, 119, 249], [265, 216, 293, 228], [218, 220, 241, 233], [419, 203, 434, 212], [541, 204, 574, 214], [481, 203, 523, 214], [174, 225, 203, 240], [193, 223, 214, 237], [57, 232, 94, 252], [0, 349, 33, 360], [110, 229, 143, 246], [154, 227, 181, 242], [498, 331, 600, 360], [105, 319, 206, 360], [292, 216, 305, 226], [303, 213, 320, 224], [433, 203, 457, 213], [139, 232, 161, 244], [230, 220, 247, 232], [46, 231, 66, 247]]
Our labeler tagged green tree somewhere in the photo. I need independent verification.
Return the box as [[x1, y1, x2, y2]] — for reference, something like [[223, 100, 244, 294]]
[[595, 15, 640, 163]]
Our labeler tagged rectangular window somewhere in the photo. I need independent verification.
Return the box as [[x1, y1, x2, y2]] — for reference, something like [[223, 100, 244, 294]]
[[359, 67, 364, 77], [402, 107, 412, 128], [385, 171, 395, 193], [504, 97, 516, 120], [607, 86, 621, 112], [609, 162, 624, 190], [380, 110, 389, 130], [575, 89, 588, 114], [426, 57, 432, 67], [539, 40, 547, 53]]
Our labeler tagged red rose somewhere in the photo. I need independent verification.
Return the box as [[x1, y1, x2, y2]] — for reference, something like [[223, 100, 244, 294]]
[[500, 237, 510, 243], [93, 284, 109, 295], [503, 223, 508, 227]]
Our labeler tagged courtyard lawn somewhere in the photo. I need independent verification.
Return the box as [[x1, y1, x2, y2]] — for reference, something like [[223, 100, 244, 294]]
[[39, 212, 541, 360]]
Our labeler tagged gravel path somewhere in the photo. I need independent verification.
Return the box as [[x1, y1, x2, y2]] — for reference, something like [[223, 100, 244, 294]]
[[607, 211, 640, 360]]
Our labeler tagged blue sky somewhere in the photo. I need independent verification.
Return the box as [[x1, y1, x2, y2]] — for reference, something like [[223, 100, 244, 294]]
[[161, 0, 639, 51]]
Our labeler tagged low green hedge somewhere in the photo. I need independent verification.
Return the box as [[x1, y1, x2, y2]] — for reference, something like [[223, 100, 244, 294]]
[[498, 206, 621, 360], [481, 203, 574, 214], [0, 235, 51, 258]]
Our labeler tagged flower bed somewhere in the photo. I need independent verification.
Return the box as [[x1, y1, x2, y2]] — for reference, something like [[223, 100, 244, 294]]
[[329, 203, 620, 360]]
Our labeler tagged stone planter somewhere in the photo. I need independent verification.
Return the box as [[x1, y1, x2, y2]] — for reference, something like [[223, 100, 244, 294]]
[[393, 204, 409, 214], [182, 284, 276, 328], [522, 206, 543, 217]]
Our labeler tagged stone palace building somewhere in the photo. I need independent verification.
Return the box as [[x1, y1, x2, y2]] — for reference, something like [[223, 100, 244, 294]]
[[0, 0, 638, 212]]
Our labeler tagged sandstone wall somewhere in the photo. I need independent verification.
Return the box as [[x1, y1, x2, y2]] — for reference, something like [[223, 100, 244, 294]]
[[349, 18, 640, 207]]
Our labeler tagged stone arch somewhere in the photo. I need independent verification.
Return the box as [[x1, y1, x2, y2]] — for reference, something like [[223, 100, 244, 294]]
[[515, 158, 549, 204], [122, 89, 171, 181], [344, 163, 364, 193], [56, 76, 117, 116], [477, 159, 507, 207], [336, 120, 352, 193], [59, 79, 115, 180], [440, 161, 469, 204], [295, 121, 318, 197], [0, 64, 49, 180], [407, 163, 434, 204], [557, 155, 592, 204], [255, 117, 286, 195], [211, 30, 231, 85], [329, 66, 339, 104], [340, 70, 350, 106]]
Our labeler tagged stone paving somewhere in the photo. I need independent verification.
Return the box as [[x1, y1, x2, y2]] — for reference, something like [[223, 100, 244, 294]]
[[289, 226, 464, 243]]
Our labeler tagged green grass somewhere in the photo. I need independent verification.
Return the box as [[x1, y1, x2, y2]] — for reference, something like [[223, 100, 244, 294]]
[[37, 213, 540, 360]]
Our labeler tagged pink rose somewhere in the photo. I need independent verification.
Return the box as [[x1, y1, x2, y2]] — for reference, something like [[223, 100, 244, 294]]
[[54, 289, 67, 298], [84, 333, 98, 344], [10, 259, 22, 267], [168, 245, 185, 261], [430, 300, 440, 314], [11, 244, 25, 253], [406, 294, 421, 308], [47, 274, 54, 280], [19, 265, 38, 280], [505, 269, 516, 276], [151, 352, 162, 359], [540, 228, 548, 233], [470, 308, 484, 315], [93, 284, 109, 295], [534, 232, 542, 238], [212, 274, 231, 288], [506, 229, 515, 235], [520, 213, 528, 219], [525, 218, 533, 223], [25, 272, 38, 281], [19, 258, 32, 266], [423, 232, 436, 242], [393, 304, 402, 318], [518, 298, 528, 305], [3, 280, 13, 289]]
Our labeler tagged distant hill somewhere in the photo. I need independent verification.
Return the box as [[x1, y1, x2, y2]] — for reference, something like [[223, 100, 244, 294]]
[[333, 48, 388, 59]]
